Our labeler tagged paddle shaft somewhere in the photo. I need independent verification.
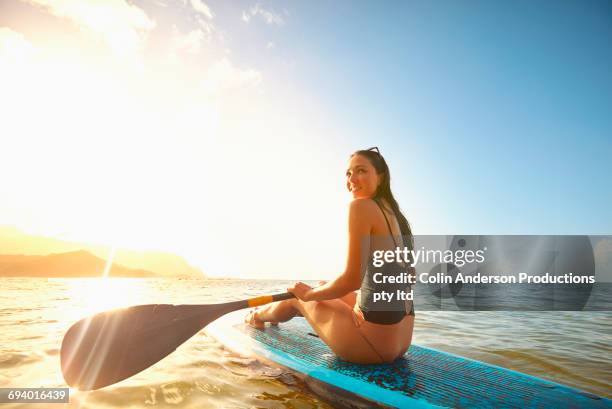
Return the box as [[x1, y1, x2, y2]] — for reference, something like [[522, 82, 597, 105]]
[[245, 291, 296, 307]]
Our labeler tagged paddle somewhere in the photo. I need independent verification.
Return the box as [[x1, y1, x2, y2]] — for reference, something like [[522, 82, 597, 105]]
[[60, 292, 295, 391]]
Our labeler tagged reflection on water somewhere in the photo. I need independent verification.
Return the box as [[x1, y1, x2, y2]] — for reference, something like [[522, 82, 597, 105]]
[[0, 278, 610, 408]]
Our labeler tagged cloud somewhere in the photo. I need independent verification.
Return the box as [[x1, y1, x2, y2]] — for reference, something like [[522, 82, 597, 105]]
[[171, 27, 208, 54], [24, 0, 156, 56], [242, 3, 285, 26], [200, 58, 262, 97], [184, 1, 214, 44], [190, 0, 213, 19]]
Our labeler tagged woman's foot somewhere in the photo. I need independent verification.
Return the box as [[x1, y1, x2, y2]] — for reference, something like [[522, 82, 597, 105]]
[[245, 308, 278, 329], [245, 308, 265, 329]]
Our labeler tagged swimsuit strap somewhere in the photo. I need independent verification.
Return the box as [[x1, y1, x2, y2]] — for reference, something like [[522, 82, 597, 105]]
[[374, 199, 399, 248]]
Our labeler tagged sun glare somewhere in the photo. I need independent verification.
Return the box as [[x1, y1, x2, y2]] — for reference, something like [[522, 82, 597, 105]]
[[1, 11, 349, 279], [65, 278, 152, 319]]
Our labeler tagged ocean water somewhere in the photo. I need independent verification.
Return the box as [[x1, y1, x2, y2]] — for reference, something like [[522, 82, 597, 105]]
[[0, 277, 610, 408]]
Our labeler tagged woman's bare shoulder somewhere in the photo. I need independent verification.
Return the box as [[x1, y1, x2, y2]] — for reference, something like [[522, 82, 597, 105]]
[[349, 198, 378, 215], [348, 199, 377, 233]]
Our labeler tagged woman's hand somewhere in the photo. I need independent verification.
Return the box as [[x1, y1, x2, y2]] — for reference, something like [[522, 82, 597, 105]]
[[287, 282, 314, 302]]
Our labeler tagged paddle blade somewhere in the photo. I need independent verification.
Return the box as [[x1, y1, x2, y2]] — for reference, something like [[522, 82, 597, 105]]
[[60, 304, 229, 390]]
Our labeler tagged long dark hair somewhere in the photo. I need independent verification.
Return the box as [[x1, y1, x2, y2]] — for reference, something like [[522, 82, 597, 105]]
[[351, 147, 413, 250]]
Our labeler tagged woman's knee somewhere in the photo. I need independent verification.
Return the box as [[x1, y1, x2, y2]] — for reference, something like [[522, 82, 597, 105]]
[[287, 298, 312, 315]]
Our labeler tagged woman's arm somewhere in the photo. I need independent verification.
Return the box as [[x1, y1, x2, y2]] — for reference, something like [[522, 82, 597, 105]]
[[289, 199, 373, 302]]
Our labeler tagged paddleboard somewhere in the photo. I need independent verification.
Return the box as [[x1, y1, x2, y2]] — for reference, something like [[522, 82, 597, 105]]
[[207, 311, 611, 408]]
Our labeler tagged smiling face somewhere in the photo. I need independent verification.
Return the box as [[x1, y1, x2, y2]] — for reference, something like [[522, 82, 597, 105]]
[[346, 154, 382, 199]]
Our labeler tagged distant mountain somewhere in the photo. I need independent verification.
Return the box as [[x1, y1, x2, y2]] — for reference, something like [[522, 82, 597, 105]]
[[0, 250, 157, 278], [0, 226, 204, 278]]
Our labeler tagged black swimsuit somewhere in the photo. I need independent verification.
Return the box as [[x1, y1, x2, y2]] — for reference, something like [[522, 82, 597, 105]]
[[358, 200, 415, 325]]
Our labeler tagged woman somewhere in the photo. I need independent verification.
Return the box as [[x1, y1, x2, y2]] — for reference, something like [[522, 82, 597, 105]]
[[246, 147, 415, 364]]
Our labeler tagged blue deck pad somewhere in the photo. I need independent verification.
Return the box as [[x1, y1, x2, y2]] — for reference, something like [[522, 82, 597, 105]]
[[237, 318, 611, 409]]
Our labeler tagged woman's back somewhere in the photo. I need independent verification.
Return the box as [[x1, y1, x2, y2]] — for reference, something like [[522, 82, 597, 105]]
[[357, 198, 414, 325]]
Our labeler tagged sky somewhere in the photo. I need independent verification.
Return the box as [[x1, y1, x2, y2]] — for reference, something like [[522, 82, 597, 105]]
[[0, 0, 611, 279]]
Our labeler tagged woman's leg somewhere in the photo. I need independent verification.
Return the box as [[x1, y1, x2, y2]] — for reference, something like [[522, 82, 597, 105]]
[[245, 300, 297, 329], [250, 299, 300, 325], [251, 298, 387, 364]]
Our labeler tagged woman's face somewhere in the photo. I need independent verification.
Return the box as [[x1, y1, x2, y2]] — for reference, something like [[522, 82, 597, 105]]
[[346, 154, 381, 199]]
